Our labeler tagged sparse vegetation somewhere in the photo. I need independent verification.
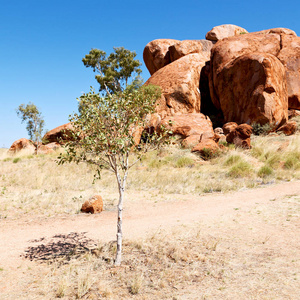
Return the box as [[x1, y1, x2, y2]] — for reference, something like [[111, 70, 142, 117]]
[[251, 122, 273, 136], [0, 132, 300, 299]]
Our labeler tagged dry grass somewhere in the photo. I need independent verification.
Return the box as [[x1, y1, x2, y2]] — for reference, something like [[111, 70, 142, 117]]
[[1, 193, 299, 299], [1, 131, 300, 299], [1, 133, 300, 219]]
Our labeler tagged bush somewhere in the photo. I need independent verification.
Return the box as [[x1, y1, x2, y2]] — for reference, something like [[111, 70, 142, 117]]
[[251, 123, 272, 136], [174, 156, 194, 168], [284, 152, 300, 169], [227, 161, 253, 178], [257, 165, 274, 178], [200, 148, 220, 161], [224, 155, 241, 166], [13, 158, 21, 163]]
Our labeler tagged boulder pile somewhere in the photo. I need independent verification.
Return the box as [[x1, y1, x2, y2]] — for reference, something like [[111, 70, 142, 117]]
[[9, 25, 300, 157], [143, 24, 300, 154]]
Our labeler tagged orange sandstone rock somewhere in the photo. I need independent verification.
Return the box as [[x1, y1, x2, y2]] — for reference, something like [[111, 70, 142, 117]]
[[81, 195, 103, 214]]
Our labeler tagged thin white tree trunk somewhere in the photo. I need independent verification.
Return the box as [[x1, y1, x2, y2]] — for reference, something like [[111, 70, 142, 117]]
[[114, 173, 127, 266], [114, 186, 123, 265]]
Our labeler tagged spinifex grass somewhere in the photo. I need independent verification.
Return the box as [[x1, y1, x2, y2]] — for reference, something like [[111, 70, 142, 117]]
[[1, 133, 300, 219]]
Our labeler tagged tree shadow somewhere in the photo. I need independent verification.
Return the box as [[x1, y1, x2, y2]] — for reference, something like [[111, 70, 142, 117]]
[[23, 232, 98, 264]]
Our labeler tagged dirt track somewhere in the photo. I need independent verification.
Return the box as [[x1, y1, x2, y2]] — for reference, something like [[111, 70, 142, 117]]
[[1, 180, 299, 270]]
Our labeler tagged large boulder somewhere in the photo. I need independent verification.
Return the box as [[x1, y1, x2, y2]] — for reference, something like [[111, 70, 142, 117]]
[[42, 123, 75, 144], [143, 39, 179, 75], [169, 40, 213, 62], [37, 142, 61, 154], [161, 113, 214, 138], [210, 28, 300, 114], [277, 35, 300, 109], [161, 113, 214, 149], [145, 53, 207, 117], [8, 138, 35, 154], [212, 52, 288, 126], [205, 24, 248, 42]]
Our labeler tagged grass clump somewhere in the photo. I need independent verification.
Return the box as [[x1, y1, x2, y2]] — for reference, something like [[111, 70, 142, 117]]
[[283, 152, 300, 170], [257, 165, 274, 178], [224, 154, 242, 166], [174, 156, 194, 168], [13, 157, 21, 163], [227, 161, 253, 178]]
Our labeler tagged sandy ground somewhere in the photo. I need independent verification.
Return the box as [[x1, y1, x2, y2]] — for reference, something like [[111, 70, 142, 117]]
[[0, 180, 300, 298], [1, 180, 299, 268]]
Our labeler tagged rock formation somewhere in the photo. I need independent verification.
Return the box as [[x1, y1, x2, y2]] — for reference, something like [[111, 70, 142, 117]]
[[145, 53, 207, 117], [8, 138, 35, 153], [206, 24, 248, 41], [42, 123, 74, 144], [81, 195, 104, 214], [142, 24, 299, 156]]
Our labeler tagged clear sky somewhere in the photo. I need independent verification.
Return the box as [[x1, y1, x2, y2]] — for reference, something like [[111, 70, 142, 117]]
[[1, 0, 299, 148]]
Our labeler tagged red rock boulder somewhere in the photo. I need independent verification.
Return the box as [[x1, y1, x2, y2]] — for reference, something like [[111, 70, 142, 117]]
[[210, 28, 300, 114], [37, 142, 61, 154], [205, 24, 248, 42], [226, 124, 253, 149], [277, 121, 298, 135], [81, 195, 103, 214], [145, 54, 207, 117], [169, 40, 213, 62], [161, 113, 214, 138], [222, 122, 238, 135], [143, 39, 179, 75], [42, 123, 75, 144], [277, 35, 300, 109], [211, 52, 288, 127], [8, 138, 35, 154], [191, 139, 220, 159]]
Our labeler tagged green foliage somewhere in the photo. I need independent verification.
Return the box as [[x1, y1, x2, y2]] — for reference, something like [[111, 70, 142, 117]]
[[227, 161, 253, 178], [16, 102, 45, 144], [58, 84, 168, 180], [200, 148, 220, 161], [174, 156, 194, 168], [224, 155, 241, 166], [251, 122, 272, 136], [257, 165, 274, 178], [82, 47, 142, 95], [13, 157, 21, 163], [283, 152, 300, 169]]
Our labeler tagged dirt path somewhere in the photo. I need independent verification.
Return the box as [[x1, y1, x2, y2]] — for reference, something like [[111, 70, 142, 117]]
[[1, 180, 299, 271]]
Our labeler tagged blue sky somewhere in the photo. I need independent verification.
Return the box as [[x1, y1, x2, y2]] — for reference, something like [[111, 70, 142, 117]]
[[1, 0, 299, 148]]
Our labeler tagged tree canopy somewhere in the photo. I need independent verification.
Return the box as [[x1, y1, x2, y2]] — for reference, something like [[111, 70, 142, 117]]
[[82, 47, 142, 95], [16, 102, 45, 146]]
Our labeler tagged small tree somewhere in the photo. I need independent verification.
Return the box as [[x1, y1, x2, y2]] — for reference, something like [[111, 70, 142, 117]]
[[58, 85, 169, 265], [16, 102, 45, 153], [82, 47, 142, 95]]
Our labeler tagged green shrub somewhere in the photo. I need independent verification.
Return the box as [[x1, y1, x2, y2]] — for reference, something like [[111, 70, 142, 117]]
[[224, 155, 241, 166], [148, 158, 167, 169], [3, 157, 12, 162], [227, 161, 253, 178], [13, 158, 21, 163], [200, 148, 220, 161], [284, 152, 300, 169], [257, 165, 274, 178], [251, 123, 272, 136], [174, 156, 194, 168]]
